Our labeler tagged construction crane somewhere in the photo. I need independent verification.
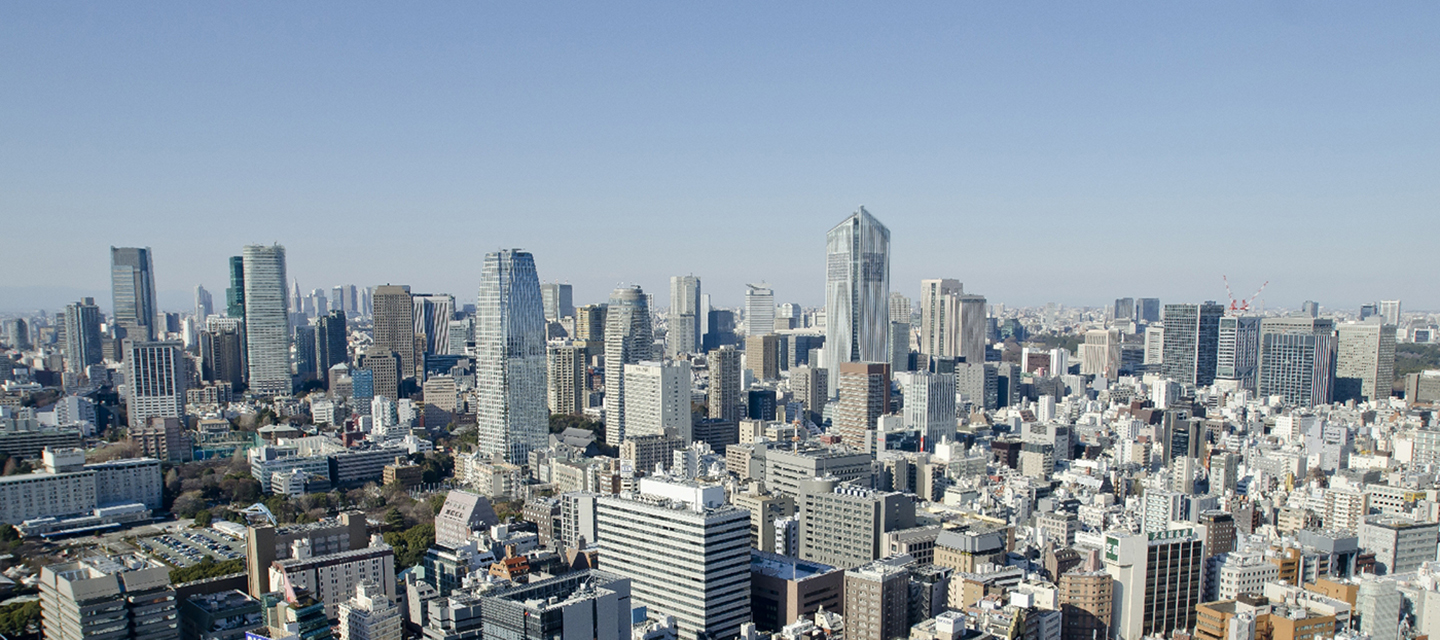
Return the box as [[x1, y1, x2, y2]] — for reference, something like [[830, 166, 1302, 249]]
[[240, 502, 277, 526], [1223, 276, 1268, 314]]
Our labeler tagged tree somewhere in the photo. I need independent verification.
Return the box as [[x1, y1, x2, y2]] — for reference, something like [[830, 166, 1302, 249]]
[[194, 510, 213, 527], [383, 507, 407, 531], [173, 491, 207, 518], [0, 600, 40, 638]]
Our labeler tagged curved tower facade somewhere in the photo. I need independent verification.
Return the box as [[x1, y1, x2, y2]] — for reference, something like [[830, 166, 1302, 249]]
[[476, 249, 548, 463], [824, 207, 891, 398], [604, 286, 653, 446]]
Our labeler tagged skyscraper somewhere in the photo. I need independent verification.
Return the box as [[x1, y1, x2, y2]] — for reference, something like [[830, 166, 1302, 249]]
[[707, 345, 742, 424], [603, 286, 653, 446], [41, 554, 180, 640], [1215, 316, 1262, 392], [316, 310, 349, 376], [111, 247, 158, 341], [1335, 321, 1397, 403], [746, 284, 775, 336], [834, 362, 890, 448], [547, 341, 586, 416], [242, 244, 291, 396], [226, 256, 245, 319], [475, 250, 548, 464], [293, 325, 318, 381], [623, 360, 692, 442], [412, 294, 455, 360], [669, 275, 702, 356], [194, 285, 213, 322], [126, 341, 187, 426], [540, 283, 574, 322], [895, 370, 956, 451], [1257, 317, 1336, 407], [371, 286, 417, 381], [1379, 300, 1402, 327], [824, 207, 890, 398], [888, 292, 911, 324], [1113, 297, 1135, 321], [1137, 298, 1161, 323], [63, 298, 104, 375], [1161, 302, 1225, 387]]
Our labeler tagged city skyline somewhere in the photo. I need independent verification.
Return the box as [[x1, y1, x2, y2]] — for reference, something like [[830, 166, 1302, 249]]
[[4, 4, 1439, 311]]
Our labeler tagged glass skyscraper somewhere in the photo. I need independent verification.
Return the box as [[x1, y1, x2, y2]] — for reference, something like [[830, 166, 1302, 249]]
[[824, 207, 891, 398], [475, 249, 548, 463], [604, 285, 653, 445], [242, 244, 292, 396], [110, 246, 157, 341]]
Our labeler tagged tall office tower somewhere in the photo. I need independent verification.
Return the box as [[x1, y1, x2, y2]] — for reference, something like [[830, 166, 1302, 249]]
[[888, 321, 910, 374], [540, 283, 574, 322], [1359, 303, 1379, 320], [575, 304, 607, 343], [746, 284, 775, 336], [1079, 328, 1122, 380], [623, 360, 692, 441], [1143, 326, 1165, 366], [63, 298, 104, 374], [1215, 316, 1262, 392], [957, 294, 988, 364], [1301, 300, 1320, 318], [331, 286, 347, 314], [707, 345, 743, 423], [194, 285, 213, 322], [1113, 297, 1135, 321], [226, 256, 245, 319], [746, 334, 781, 381], [3, 319, 28, 351], [669, 275, 702, 356], [412, 294, 455, 359], [41, 554, 180, 640], [1104, 528, 1204, 640], [833, 362, 890, 447], [1380, 300, 1402, 327], [371, 285, 417, 381], [791, 365, 828, 426], [446, 318, 473, 356], [597, 478, 750, 640], [316, 310, 349, 376], [293, 325, 318, 380], [361, 287, 373, 317], [844, 559, 910, 640], [1161, 302, 1225, 386], [896, 371, 956, 450], [1059, 571, 1112, 640], [919, 279, 962, 360], [667, 314, 697, 358], [126, 341, 187, 428], [603, 286, 652, 446], [475, 250, 548, 464], [699, 293, 712, 337], [1335, 322, 1397, 403], [824, 207, 891, 398], [889, 292, 912, 325], [242, 245, 291, 396], [310, 289, 329, 317], [110, 247, 158, 341], [547, 341, 586, 415], [337, 580, 401, 640], [200, 324, 245, 387], [1137, 298, 1161, 323], [1257, 317, 1337, 407], [291, 282, 305, 321]]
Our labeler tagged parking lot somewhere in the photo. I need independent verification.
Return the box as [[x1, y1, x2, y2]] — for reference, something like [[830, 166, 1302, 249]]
[[136, 528, 245, 567]]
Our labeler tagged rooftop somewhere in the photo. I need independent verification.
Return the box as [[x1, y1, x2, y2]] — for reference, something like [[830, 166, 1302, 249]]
[[751, 550, 837, 581]]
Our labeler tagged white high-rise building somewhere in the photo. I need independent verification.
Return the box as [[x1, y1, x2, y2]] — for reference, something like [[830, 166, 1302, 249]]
[[670, 275, 702, 356], [1216, 316, 1261, 392], [475, 250, 548, 464], [1144, 326, 1165, 366], [897, 371, 956, 450], [242, 244, 292, 395], [745, 284, 775, 336], [125, 341, 186, 427], [337, 579, 402, 640], [623, 361, 692, 442], [919, 279, 963, 359], [604, 286, 653, 446], [597, 478, 750, 640], [1379, 300, 1402, 327], [824, 207, 890, 398], [1080, 329, 1121, 380]]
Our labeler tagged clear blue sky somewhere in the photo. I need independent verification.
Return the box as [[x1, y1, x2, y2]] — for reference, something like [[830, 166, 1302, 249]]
[[3, 2, 1437, 313]]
